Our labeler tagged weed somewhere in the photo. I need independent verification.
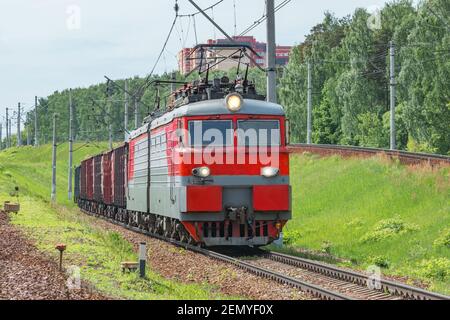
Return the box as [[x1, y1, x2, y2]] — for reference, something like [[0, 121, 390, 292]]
[[368, 256, 390, 269], [360, 217, 418, 243], [416, 258, 450, 282], [433, 229, 450, 249]]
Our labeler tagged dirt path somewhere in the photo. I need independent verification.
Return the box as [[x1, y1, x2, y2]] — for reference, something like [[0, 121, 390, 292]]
[[0, 210, 105, 300]]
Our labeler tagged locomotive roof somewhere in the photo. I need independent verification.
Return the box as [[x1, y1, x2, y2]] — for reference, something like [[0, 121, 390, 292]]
[[130, 98, 286, 139]]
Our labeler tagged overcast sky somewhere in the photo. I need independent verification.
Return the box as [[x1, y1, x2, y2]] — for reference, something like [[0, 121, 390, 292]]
[[0, 0, 397, 124]]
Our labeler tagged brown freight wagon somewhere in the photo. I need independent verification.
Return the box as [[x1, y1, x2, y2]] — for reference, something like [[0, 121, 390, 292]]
[[93, 155, 103, 203], [102, 150, 114, 205], [80, 159, 87, 199], [113, 144, 127, 208], [86, 157, 94, 201]]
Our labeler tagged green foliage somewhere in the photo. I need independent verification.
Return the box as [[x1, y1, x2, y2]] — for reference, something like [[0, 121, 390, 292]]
[[286, 154, 450, 294], [360, 217, 418, 243], [434, 228, 450, 249], [368, 256, 390, 269], [279, 0, 450, 154], [416, 258, 450, 282], [283, 230, 302, 245]]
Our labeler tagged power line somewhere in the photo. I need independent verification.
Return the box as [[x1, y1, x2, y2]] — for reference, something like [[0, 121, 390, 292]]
[[239, 0, 291, 36], [179, 0, 225, 17], [134, 1, 180, 101]]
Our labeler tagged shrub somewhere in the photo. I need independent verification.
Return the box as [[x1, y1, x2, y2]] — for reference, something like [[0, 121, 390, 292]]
[[433, 228, 450, 249], [321, 241, 333, 254], [360, 217, 418, 243], [283, 230, 302, 246], [345, 218, 364, 228], [416, 258, 450, 282], [368, 255, 390, 269]]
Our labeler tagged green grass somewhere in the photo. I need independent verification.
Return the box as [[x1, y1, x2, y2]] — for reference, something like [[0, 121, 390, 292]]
[[1, 145, 448, 296], [278, 154, 450, 294], [0, 144, 234, 300]]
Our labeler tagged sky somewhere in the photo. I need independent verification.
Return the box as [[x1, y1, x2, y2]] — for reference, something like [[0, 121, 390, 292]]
[[0, 0, 397, 127]]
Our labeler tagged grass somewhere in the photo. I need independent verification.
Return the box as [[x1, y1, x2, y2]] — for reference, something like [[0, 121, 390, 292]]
[[1, 145, 448, 296], [276, 153, 450, 294], [0, 144, 234, 300]]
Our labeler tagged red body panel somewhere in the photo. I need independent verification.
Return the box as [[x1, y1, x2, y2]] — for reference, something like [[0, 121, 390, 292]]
[[177, 148, 290, 177], [253, 185, 290, 211], [186, 186, 223, 212]]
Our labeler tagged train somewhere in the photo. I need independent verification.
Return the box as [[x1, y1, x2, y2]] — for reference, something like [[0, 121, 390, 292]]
[[75, 44, 292, 247]]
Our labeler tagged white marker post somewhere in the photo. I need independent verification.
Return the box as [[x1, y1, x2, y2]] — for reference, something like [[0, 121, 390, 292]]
[[139, 242, 147, 278]]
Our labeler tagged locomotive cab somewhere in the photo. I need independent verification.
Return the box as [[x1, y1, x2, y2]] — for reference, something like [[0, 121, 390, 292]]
[[175, 96, 291, 246]]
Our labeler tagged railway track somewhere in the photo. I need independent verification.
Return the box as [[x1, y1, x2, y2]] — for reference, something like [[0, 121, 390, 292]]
[[81, 209, 449, 301], [243, 250, 449, 300], [288, 144, 450, 166]]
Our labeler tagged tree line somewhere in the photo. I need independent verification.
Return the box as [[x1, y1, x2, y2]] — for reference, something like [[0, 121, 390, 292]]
[[280, 0, 449, 154], [1, 0, 449, 155]]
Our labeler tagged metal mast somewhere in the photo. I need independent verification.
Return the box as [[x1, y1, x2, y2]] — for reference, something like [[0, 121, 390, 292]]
[[266, 0, 277, 103]]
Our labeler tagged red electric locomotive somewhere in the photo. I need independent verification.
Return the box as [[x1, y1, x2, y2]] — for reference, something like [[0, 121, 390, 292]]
[[75, 44, 291, 247]]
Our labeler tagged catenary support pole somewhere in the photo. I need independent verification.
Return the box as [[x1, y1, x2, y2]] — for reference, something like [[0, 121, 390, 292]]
[[134, 97, 139, 129], [171, 72, 177, 93], [5, 108, 9, 148], [389, 41, 396, 150], [124, 80, 129, 141], [17, 103, 21, 147], [108, 96, 113, 150], [68, 90, 73, 201], [307, 61, 312, 144], [34, 96, 39, 147], [266, 0, 277, 104], [51, 113, 57, 202], [26, 124, 30, 146]]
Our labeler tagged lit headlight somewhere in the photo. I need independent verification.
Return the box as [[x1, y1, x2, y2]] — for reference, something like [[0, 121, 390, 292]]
[[192, 167, 211, 178], [261, 167, 279, 178], [225, 93, 243, 112]]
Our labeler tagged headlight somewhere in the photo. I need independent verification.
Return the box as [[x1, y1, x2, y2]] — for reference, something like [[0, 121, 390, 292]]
[[192, 167, 211, 178], [261, 167, 279, 178], [225, 93, 243, 112]]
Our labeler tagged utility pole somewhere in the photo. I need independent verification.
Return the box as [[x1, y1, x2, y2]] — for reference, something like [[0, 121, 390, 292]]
[[26, 124, 31, 146], [266, 0, 277, 104], [108, 96, 113, 150], [389, 41, 396, 150], [68, 90, 74, 201], [5, 108, 9, 148], [34, 96, 39, 147], [0, 122, 2, 150], [134, 97, 140, 129], [51, 113, 57, 202], [307, 61, 312, 144], [171, 72, 177, 93], [124, 80, 129, 141], [17, 103, 21, 147]]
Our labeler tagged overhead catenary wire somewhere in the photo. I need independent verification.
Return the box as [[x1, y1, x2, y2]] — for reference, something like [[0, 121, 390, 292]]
[[239, 0, 291, 36], [133, 1, 180, 101]]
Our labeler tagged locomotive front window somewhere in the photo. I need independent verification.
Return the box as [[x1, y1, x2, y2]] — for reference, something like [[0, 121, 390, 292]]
[[189, 120, 234, 147], [237, 120, 281, 147]]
